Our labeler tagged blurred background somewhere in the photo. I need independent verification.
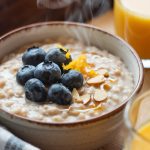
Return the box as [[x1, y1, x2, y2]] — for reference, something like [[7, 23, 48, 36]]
[[0, 0, 113, 36]]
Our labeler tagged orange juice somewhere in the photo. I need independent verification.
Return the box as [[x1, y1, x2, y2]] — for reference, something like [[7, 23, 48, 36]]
[[128, 122, 150, 150], [114, 0, 150, 58]]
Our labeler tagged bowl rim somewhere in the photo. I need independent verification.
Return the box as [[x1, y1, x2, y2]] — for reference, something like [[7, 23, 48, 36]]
[[0, 21, 144, 127]]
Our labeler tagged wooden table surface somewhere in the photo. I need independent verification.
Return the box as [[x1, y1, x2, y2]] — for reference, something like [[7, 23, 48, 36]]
[[89, 11, 150, 150]]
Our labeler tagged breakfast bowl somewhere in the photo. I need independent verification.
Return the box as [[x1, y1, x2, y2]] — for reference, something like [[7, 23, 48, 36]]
[[0, 22, 143, 150]]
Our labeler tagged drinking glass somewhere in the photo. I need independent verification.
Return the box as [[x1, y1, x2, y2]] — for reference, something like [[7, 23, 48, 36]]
[[114, 0, 150, 62], [124, 90, 150, 150]]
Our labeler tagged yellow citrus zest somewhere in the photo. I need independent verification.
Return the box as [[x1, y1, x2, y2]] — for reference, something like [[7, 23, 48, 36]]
[[65, 51, 71, 59], [57, 44, 68, 52], [63, 55, 98, 78], [87, 70, 98, 78]]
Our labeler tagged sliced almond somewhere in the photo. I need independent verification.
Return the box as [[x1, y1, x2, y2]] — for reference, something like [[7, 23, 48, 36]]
[[81, 94, 91, 105], [94, 89, 107, 102], [72, 88, 82, 103], [87, 75, 105, 85]]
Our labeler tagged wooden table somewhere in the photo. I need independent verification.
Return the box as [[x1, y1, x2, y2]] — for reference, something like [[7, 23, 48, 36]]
[[89, 11, 150, 150]]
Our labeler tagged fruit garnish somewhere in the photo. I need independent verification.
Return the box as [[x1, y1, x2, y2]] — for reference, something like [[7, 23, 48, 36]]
[[17, 45, 85, 105], [63, 54, 97, 78], [25, 78, 47, 102], [65, 51, 71, 59], [45, 46, 72, 67], [61, 70, 84, 90], [48, 84, 72, 105], [22, 46, 46, 66], [87, 70, 98, 78], [34, 61, 61, 85], [16, 65, 35, 85], [56, 44, 68, 53]]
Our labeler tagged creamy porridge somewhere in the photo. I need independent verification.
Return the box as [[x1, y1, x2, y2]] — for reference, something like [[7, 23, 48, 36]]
[[0, 38, 134, 123]]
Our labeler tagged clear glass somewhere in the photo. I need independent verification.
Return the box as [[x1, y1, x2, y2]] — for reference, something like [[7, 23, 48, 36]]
[[114, 0, 150, 59], [124, 90, 150, 150]]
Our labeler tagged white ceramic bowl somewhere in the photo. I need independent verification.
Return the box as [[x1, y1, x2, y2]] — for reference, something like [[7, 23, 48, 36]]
[[0, 22, 143, 150]]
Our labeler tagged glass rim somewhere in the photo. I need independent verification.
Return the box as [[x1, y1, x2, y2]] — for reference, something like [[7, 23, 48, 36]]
[[124, 90, 150, 144], [118, 0, 150, 18]]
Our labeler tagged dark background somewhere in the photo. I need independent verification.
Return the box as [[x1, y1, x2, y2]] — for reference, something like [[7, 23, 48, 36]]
[[0, 0, 113, 36]]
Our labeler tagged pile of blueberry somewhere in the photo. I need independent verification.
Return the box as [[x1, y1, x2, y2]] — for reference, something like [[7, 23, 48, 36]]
[[16, 46, 83, 105]]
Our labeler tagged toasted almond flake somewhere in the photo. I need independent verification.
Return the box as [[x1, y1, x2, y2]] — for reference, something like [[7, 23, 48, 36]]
[[103, 83, 111, 91], [94, 89, 107, 102], [81, 94, 91, 105], [87, 75, 105, 85], [72, 88, 82, 103]]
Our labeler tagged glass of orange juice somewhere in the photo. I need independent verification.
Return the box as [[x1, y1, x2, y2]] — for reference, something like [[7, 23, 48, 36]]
[[114, 0, 150, 59], [124, 90, 150, 150]]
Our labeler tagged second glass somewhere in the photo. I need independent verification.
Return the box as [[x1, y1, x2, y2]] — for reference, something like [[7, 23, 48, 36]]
[[114, 0, 150, 59], [124, 90, 150, 150]]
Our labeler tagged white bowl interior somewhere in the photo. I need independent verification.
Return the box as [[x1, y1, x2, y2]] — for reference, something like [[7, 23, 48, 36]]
[[0, 23, 142, 91]]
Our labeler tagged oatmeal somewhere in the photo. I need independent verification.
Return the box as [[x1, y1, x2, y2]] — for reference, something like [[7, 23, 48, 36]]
[[0, 38, 134, 123]]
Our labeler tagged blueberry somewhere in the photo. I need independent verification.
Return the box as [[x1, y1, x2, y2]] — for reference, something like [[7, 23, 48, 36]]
[[45, 47, 72, 67], [24, 78, 47, 102], [48, 84, 72, 105], [16, 65, 35, 85], [34, 61, 61, 85], [61, 70, 84, 90], [22, 46, 46, 66]]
